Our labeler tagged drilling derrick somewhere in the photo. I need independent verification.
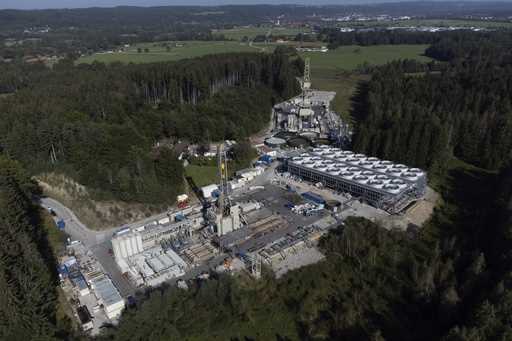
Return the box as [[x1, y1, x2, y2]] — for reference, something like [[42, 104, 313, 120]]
[[303, 57, 311, 92], [215, 144, 241, 242], [217, 144, 230, 235]]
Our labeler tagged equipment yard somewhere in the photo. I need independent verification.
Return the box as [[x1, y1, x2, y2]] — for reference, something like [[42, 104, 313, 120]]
[[47, 63, 433, 333]]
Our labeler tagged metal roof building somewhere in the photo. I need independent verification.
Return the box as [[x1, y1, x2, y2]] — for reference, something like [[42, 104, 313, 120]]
[[91, 276, 125, 320], [284, 146, 426, 213]]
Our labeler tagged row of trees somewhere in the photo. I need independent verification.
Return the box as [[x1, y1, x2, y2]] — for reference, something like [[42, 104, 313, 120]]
[[0, 156, 73, 340], [322, 29, 512, 52], [0, 50, 302, 204], [322, 28, 441, 48]]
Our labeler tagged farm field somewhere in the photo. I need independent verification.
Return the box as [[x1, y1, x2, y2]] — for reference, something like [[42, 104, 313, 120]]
[[77, 40, 259, 64], [214, 26, 311, 40], [300, 44, 430, 73], [79, 41, 430, 71]]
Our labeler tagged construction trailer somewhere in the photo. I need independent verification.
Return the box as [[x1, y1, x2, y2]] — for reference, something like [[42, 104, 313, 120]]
[[284, 146, 427, 214]]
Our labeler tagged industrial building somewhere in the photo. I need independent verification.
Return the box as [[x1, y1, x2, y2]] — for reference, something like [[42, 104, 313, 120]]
[[112, 217, 195, 259], [111, 206, 204, 287], [272, 91, 337, 133], [122, 247, 187, 287], [272, 58, 336, 134], [90, 276, 125, 320], [271, 58, 351, 146], [284, 146, 426, 213]]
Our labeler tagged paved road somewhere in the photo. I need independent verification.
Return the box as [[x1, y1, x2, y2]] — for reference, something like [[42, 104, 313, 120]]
[[91, 241, 136, 297], [39, 197, 175, 248], [39, 197, 232, 294], [39, 197, 180, 297], [39, 197, 112, 247]]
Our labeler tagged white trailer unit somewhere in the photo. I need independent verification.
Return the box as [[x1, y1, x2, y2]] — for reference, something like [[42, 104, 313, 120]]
[[201, 184, 219, 199]]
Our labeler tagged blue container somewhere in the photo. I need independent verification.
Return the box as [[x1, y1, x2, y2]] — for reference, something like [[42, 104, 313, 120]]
[[58, 265, 69, 278], [302, 192, 325, 205], [56, 219, 65, 230], [259, 155, 273, 164]]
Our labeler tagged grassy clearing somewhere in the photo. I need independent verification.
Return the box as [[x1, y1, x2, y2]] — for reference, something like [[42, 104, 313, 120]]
[[313, 73, 368, 123], [185, 164, 219, 188]]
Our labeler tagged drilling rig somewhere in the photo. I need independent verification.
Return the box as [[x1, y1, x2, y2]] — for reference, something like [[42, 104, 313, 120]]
[[215, 144, 241, 242]]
